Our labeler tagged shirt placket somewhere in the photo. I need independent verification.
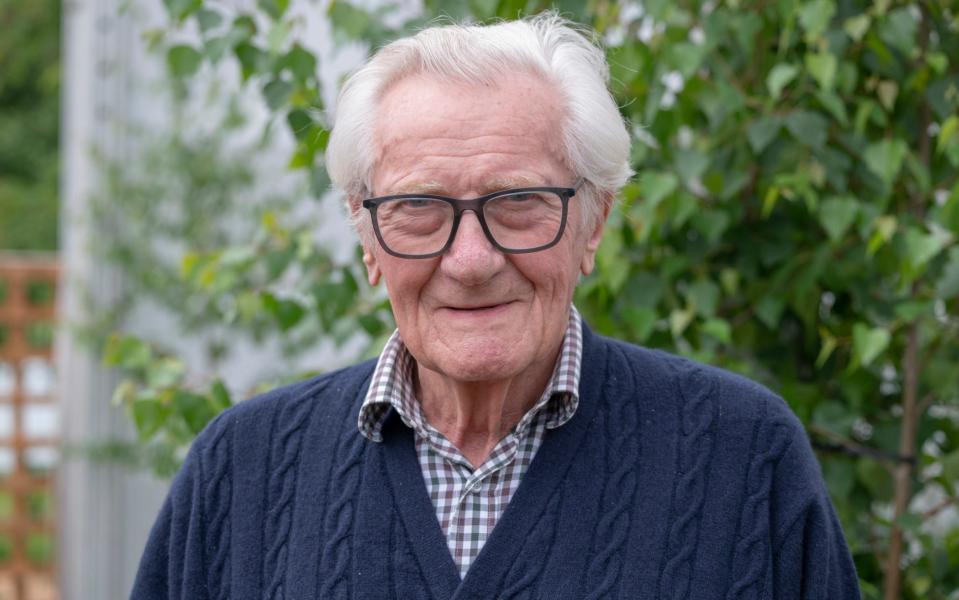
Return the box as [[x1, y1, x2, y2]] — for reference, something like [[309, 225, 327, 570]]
[[441, 428, 523, 572]]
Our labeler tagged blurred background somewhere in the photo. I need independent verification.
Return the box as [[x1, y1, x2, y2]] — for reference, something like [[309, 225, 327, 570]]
[[0, 0, 957, 598]]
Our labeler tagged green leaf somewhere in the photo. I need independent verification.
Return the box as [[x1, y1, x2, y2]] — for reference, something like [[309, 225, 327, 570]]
[[111, 380, 137, 407], [843, 14, 871, 42], [691, 209, 730, 243], [867, 215, 898, 255], [674, 150, 709, 184], [666, 192, 698, 229], [814, 90, 848, 126], [669, 307, 695, 337], [173, 391, 215, 435], [762, 186, 779, 218], [878, 7, 917, 56], [163, 0, 202, 21], [263, 79, 294, 111], [818, 195, 859, 241], [937, 115, 959, 155], [261, 292, 306, 330], [686, 279, 721, 317], [267, 21, 290, 54], [785, 110, 829, 149], [815, 328, 837, 367], [935, 247, 959, 298], [812, 401, 855, 434], [196, 8, 224, 32], [856, 457, 893, 498], [823, 459, 855, 498], [664, 42, 707, 78], [131, 398, 169, 440], [747, 116, 782, 153], [166, 45, 203, 78], [903, 227, 948, 268], [235, 42, 267, 81], [103, 334, 152, 370], [805, 52, 837, 90], [287, 108, 314, 141], [720, 269, 740, 295], [852, 323, 890, 367], [623, 306, 658, 342], [638, 171, 678, 206], [876, 80, 898, 112], [755, 295, 785, 329], [328, 0, 372, 40], [468, 0, 498, 16], [624, 271, 664, 308], [933, 185, 959, 234], [210, 380, 232, 412], [232, 14, 258, 37], [595, 227, 629, 292], [894, 511, 923, 532], [893, 300, 932, 320], [926, 51, 948, 74], [798, 0, 836, 38], [767, 64, 799, 100], [701, 318, 732, 344], [257, 0, 290, 19], [146, 358, 185, 389], [942, 448, 959, 487], [863, 139, 908, 186], [282, 45, 317, 83]]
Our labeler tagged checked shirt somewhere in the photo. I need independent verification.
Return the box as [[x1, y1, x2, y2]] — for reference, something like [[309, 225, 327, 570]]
[[357, 307, 583, 578]]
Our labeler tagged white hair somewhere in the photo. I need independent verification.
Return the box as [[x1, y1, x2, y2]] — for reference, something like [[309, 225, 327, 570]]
[[326, 12, 632, 238]]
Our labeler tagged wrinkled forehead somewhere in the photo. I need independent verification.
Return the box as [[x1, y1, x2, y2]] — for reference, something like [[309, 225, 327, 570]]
[[369, 71, 569, 191]]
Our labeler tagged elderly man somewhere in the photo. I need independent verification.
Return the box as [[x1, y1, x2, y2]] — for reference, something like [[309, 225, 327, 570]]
[[133, 14, 860, 599]]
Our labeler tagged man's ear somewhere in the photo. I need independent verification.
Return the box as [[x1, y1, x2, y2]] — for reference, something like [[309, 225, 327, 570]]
[[362, 243, 382, 286], [580, 191, 613, 276], [348, 193, 382, 286]]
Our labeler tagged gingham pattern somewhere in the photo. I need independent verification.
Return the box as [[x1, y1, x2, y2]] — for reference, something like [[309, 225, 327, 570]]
[[358, 306, 583, 577]]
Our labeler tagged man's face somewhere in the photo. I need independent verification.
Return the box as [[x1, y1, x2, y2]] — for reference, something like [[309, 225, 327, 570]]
[[361, 72, 606, 383]]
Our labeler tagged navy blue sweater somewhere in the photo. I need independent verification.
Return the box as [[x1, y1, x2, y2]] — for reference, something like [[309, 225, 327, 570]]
[[131, 325, 860, 599]]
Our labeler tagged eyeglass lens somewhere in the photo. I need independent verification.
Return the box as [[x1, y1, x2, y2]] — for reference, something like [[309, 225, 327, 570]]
[[375, 190, 565, 256]]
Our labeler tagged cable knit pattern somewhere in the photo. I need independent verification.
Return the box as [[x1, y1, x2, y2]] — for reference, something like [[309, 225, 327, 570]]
[[499, 491, 563, 599], [262, 391, 319, 600], [131, 327, 861, 600], [659, 361, 718, 600], [202, 424, 232, 600], [583, 345, 639, 600], [317, 424, 365, 599], [725, 416, 794, 600], [390, 509, 432, 600]]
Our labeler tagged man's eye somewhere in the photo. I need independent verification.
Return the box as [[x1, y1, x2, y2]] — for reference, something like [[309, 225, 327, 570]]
[[503, 193, 539, 202], [400, 198, 433, 208]]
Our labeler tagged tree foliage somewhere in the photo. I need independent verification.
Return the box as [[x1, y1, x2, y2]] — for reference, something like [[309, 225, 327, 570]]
[[104, 0, 959, 597], [0, 0, 60, 251]]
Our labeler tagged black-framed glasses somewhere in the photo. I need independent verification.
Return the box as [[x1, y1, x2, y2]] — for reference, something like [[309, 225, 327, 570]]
[[362, 179, 584, 259]]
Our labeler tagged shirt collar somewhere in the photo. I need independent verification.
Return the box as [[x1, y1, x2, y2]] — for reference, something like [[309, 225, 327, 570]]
[[358, 306, 583, 443]]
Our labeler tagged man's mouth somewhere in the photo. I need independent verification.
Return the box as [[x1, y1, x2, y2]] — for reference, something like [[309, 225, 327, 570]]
[[444, 301, 513, 313]]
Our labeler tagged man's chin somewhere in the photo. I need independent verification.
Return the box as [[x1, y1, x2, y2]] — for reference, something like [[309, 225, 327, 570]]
[[424, 341, 528, 384]]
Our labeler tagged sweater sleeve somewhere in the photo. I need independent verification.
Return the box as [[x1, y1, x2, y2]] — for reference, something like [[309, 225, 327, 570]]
[[769, 415, 861, 600], [130, 441, 210, 600]]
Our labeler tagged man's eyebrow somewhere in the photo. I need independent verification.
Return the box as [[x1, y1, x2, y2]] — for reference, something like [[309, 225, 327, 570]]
[[479, 175, 540, 193], [392, 181, 447, 195], [389, 176, 542, 196]]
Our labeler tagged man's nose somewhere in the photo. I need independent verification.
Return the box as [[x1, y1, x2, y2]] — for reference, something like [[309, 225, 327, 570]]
[[440, 211, 506, 284]]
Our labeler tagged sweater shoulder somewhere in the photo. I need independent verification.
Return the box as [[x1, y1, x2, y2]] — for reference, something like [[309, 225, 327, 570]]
[[597, 334, 801, 430], [192, 358, 377, 451]]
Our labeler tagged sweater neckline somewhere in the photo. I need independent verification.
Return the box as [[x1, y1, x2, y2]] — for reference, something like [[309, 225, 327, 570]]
[[377, 322, 608, 598]]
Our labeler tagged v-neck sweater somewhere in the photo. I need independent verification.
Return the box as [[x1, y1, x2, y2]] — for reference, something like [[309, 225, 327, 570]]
[[131, 324, 860, 600]]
